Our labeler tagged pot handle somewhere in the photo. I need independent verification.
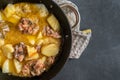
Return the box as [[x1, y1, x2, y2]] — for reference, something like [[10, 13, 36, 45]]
[[59, 3, 80, 29]]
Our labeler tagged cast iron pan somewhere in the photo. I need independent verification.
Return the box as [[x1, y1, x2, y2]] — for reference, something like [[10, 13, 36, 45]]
[[0, 0, 72, 80]]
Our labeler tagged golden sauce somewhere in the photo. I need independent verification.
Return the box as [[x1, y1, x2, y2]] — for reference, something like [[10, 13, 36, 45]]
[[0, 3, 61, 77], [4, 3, 49, 45]]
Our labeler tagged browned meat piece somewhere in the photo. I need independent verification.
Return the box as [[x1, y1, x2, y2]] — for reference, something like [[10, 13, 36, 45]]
[[45, 56, 55, 66], [18, 18, 39, 35], [21, 63, 30, 76], [42, 26, 61, 38], [22, 59, 45, 76], [14, 42, 27, 62], [31, 60, 45, 76]]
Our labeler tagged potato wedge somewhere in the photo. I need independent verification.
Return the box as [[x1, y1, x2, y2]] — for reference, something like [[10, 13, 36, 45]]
[[14, 59, 22, 73], [41, 44, 59, 57], [0, 39, 4, 47], [27, 45, 37, 57], [47, 14, 60, 31], [2, 59, 10, 73], [3, 4, 16, 18], [36, 4, 49, 17], [2, 44, 14, 59]]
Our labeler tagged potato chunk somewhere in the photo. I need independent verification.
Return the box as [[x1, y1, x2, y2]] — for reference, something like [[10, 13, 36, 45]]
[[3, 4, 16, 18], [47, 14, 60, 31], [2, 44, 14, 59], [36, 37, 60, 45], [2, 59, 10, 73], [0, 50, 6, 67], [0, 39, 4, 47], [36, 4, 49, 17], [41, 44, 59, 57], [14, 59, 22, 73], [27, 46, 37, 57], [0, 12, 3, 20], [47, 37, 60, 45], [40, 56, 46, 63]]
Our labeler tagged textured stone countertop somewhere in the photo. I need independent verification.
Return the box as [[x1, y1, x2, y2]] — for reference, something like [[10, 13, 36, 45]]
[[52, 0, 120, 80]]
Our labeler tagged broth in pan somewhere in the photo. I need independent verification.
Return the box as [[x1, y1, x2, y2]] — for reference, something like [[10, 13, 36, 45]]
[[0, 3, 61, 77]]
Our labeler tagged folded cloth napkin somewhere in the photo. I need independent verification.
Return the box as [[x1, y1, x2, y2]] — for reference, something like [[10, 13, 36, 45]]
[[53, 0, 92, 59]]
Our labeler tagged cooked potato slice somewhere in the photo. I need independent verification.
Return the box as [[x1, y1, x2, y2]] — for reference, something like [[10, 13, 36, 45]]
[[27, 46, 37, 57], [25, 53, 39, 61], [41, 44, 59, 57], [2, 44, 14, 59], [14, 59, 22, 73], [3, 4, 16, 18], [0, 39, 4, 47], [2, 59, 10, 73], [47, 14, 60, 31], [36, 4, 49, 17]]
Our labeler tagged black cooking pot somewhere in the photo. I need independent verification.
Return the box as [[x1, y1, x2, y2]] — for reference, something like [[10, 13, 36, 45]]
[[0, 0, 72, 80]]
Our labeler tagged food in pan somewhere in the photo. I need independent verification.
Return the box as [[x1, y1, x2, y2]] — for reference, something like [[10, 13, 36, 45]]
[[0, 3, 61, 77]]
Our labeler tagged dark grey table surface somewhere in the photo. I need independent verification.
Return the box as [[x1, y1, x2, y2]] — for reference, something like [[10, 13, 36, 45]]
[[52, 0, 120, 80]]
